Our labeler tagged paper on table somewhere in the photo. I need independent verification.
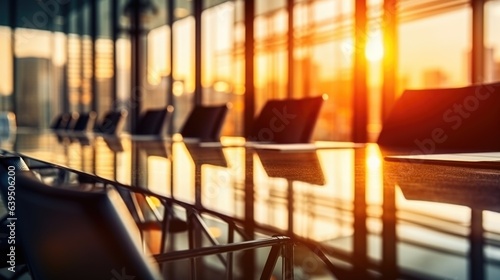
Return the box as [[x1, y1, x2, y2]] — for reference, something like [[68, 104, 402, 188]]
[[198, 142, 224, 148], [387, 152, 500, 162], [129, 135, 168, 141], [385, 152, 500, 170], [251, 142, 365, 151], [251, 143, 317, 151]]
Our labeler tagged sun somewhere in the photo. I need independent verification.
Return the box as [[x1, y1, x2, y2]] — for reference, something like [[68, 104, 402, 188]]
[[365, 35, 384, 62]]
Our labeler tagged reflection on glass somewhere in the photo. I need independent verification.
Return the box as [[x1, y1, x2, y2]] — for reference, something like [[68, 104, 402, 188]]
[[148, 156, 170, 197], [172, 142, 195, 204], [293, 149, 355, 241]]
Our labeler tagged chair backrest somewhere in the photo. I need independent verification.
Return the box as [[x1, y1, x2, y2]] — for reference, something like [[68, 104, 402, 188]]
[[50, 113, 69, 130], [72, 111, 97, 132], [135, 106, 173, 135], [377, 82, 500, 152], [249, 95, 325, 143], [51, 112, 79, 130], [50, 114, 65, 129], [95, 110, 128, 135], [180, 104, 228, 141], [0, 156, 162, 280]]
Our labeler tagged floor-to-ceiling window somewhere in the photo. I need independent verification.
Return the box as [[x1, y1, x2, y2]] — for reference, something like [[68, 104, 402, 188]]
[[1, 0, 498, 141], [254, 0, 288, 110], [367, 0, 384, 141], [95, 0, 115, 118], [11, 1, 66, 129], [81, 2, 93, 113], [202, 0, 244, 136], [293, 0, 355, 141], [116, 0, 132, 130], [398, 2, 471, 92], [485, 0, 500, 83], [144, 0, 169, 112], [172, 0, 195, 132], [68, 1, 84, 113]]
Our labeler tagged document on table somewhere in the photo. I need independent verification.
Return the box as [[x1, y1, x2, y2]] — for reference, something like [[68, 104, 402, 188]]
[[385, 152, 500, 169], [250, 142, 365, 151]]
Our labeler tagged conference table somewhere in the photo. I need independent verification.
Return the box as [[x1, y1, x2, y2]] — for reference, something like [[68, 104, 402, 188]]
[[1, 130, 500, 279]]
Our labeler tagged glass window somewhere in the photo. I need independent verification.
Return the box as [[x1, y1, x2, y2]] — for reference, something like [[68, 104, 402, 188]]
[[172, 16, 195, 132], [144, 25, 170, 110], [14, 28, 53, 128], [81, 2, 92, 112], [367, 0, 383, 141], [52, 32, 67, 123], [116, 0, 133, 131], [293, 0, 354, 141], [254, 7, 288, 110], [256, 0, 286, 15], [202, 2, 243, 136], [116, 37, 131, 114], [398, 7, 471, 91], [0, 0, 10, 111], [142, 0, 169, 113], [175, 0, 193, 20], [96, 0, 114, 118], [0, 26, 13, 112], [68, 32, 82, 113], [485, 0, 500, 83]]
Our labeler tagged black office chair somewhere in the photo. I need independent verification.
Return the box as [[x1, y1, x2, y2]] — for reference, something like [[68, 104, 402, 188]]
[[180, 104, 228, 141], [249, 95, 325, 143], [49, 113, 67, 130], [72, 111, 97, 132], [135, 106, 173, 136], [94, 110, 128, 135], [50, 112, 78, 131], [0, 156, 163, 280], [377, 82, 500, 152]]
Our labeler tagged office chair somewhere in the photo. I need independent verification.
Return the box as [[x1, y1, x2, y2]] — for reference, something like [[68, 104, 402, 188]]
[[49, 113, 69, 130], [72, 111, 97, 132], [135, 106, 173, 136], [377, 82, 500, 152], [94, 110, 128, 135], [50, 112, 78, 131], [0, 156, 163, 280], [49, 114, 65, 129], [250, 95, 326, 143], [180, 104, 228, 141]]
